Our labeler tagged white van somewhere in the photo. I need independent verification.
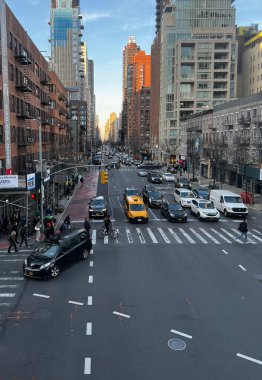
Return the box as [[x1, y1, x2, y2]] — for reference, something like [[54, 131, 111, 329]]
[[209, 190, 248, 217]]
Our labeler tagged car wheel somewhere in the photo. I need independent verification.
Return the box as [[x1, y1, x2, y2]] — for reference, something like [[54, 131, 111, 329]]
[[197, 213, 202, 221], [50, 265, 60, 278], [190, 208, 193, 215], [224, 209, 228, 217], [82, 248, 89, 260]]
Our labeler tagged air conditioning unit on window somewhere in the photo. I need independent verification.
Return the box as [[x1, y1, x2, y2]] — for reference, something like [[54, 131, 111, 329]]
[[27, 137, 33, 143]]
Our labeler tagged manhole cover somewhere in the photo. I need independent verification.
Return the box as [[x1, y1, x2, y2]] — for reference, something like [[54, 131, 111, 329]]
[[168, 338, 186, 351]]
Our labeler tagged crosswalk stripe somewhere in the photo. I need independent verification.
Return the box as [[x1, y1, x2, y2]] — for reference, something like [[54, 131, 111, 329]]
[[0, 293, 15, 298], [168, 228, 183, 244], [220, 228, 240, 242], [136, 228, 146, 244], [199, 228, 220, 244], [157, 228, 171, 244], [189, 228, 208, 244], [92, 230, 96, 245], [126, 228, 133, 244], [249, 233, 262, 243], [231, 228, 256, 244], [211, 228, 232, 243], [146, 228, 158, 243], [104, 235, 109, 245], [178, 228, 196, 244], [252, 229, 262, 235]]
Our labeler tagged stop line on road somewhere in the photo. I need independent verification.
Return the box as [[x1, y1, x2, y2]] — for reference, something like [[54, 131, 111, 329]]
[[92, 227, 262, 246]]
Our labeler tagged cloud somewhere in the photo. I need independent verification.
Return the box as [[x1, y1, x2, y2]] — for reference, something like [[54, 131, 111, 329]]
[[82, 11, 113, 23]]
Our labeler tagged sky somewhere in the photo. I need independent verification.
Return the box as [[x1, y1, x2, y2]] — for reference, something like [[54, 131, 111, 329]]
[[4, 0, 262, 131]]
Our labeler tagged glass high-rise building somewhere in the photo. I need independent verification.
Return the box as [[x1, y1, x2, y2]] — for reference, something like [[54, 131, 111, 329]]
[[50, 0, 83, 97]]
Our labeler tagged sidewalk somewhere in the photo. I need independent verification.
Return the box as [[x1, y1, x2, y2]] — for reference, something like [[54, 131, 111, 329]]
[[0, 170, 99, 251]]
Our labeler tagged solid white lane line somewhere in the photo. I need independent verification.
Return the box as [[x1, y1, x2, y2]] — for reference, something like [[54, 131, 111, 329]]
[[33, 293, 50, 299], [2, 259, 25, 262], [87, 296, 93, 306], [236, 353, 262, 365], [88, 276, 93, 284], [126, 228, 133, 244], [90, 249, 94, 255], [199, 228, 220, 244], [168, 228, 183, 243], [104, 235, 109, 244], [136, 228, 146, 244], [158, 228, 171, 243], [84, 358, 91, 375], [146, 228, 158, 243], [0, 277, 24, 281], [222, 250, 229, 255], [91, 230, 96, 245], [113, 311, 131, 319], [68, 301, 84, 306], [89, 261, 93, 267], [0, 293, 15, 297], [0, 285, 18, 288], [148, 208, 158, 220], [238, 265, 247, 271], [86, 322, 92, 335], [178, 228, 196, 244], [171, 329, 192, 339], [0, 303, 11, 307], [211, 228, 232, 243], [11, 271, 19, 274], [231, 228, 256, 244], [189, 228, 208, 244]]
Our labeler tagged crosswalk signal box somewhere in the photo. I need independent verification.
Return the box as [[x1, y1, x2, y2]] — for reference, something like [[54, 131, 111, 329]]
[[100, 170, 108, 184]]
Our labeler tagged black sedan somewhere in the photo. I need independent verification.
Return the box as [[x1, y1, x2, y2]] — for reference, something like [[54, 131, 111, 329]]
[[143, 190, 163, 208], [161, 202, 187, 222], [192, 187, 210, 200], [89, 196, 108, 219]]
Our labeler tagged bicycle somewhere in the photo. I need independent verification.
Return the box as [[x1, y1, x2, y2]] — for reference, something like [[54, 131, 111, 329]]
[[97, 226, 119, 239]]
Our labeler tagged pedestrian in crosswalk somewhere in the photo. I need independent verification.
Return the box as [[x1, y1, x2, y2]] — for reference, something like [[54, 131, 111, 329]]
[[235, 219, 249, 244], [8, 230, 18, 253]]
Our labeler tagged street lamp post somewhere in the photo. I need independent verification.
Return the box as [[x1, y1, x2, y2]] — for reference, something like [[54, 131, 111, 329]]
[[35, 118, 44, 229]]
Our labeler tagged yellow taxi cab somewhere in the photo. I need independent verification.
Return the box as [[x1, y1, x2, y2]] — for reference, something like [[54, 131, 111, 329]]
[[124, 195, 148, 223]]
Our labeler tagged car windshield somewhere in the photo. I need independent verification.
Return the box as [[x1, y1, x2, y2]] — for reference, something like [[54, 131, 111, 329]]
[[33, 243, 59, 259], [224, 196, 242, 203], [130, 204, 145, 211], [91, 199, 105, 206], [127, 189, 138, 196], [148, 192, 161, 198], [164, 173, 173, 177], [180, 178, 189, 183], [181, 192, 194, 198], [199, 202, 213, 209], [169, 204, 183, 211]]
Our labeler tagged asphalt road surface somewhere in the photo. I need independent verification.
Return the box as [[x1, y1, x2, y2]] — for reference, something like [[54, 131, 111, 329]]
[[0, 164, 262, 380]]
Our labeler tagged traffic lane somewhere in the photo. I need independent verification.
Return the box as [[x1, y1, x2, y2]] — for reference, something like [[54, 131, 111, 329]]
[[0, 260, 92, 380], [86, 244, 262, 379]]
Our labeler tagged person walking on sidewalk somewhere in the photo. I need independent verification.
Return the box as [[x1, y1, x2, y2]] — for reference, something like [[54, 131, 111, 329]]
[[19, 224, 28, 248], [64, 215, 71, 229], [235, 218, 249, 244], [8, 229, 18, 253], [35, 221, 41, 242]]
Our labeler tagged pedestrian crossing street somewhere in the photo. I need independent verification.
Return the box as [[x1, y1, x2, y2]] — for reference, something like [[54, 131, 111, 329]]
[[92, 226, 262, 246]]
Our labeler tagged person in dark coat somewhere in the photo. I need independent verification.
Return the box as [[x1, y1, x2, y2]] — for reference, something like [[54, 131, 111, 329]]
[[84, 217, 91, 237], [235, 218, 249, 244], [19, 224, 28, 248], [8, 229, 18, 253]]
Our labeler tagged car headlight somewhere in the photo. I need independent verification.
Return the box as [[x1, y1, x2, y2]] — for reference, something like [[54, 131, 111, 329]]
[[102, 208, 107, 211], [170, 214, 175, 217], [24, 258, 27, 266], [89, 208, 93, 212], [40, 262, 51, 270], [227, 207, 232, 211]]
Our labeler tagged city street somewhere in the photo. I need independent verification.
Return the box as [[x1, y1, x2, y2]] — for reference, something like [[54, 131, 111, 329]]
[[0, 166, 262, 379]]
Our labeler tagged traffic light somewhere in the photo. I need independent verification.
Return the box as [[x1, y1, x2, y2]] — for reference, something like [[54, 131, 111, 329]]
[[31, 193, 36, 200], [100, 170, 108, 184]]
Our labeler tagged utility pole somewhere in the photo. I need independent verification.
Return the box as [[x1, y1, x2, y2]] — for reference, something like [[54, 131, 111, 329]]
[[36, 118, 44, 229]]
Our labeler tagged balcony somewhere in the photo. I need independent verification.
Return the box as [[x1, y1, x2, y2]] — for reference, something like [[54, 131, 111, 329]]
[[41, 96, 51, 106], [15, 53, 32, 65], [237, 116, 251, 126], [41, 118, 51, 125], [180, 92, 194, 99], [253, 116, 262, 127], [16, 109, 33, 119], [40, 76, 49, 85], [181, 56, 195, 61], [233, 136, 250, 145], [15, 82, 32, 92]]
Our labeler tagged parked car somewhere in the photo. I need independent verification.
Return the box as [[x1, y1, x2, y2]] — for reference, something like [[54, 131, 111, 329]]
[[133, 160, 141, 166], [148, 172, 162, 184], [174, 188, 195, 207], [123, 188, 139, 201], [192, 187, 210, 200], [143, 190, 163, 208], [88, 196, 108, 219], [209, 190, 248, 217], [23, 229, 92, 279], [162, 173, 175, 182], [174, 177, 191, 189], [161, 201, 187, 222], [137, 170, 148, 177], [190, 199, 220, 221]]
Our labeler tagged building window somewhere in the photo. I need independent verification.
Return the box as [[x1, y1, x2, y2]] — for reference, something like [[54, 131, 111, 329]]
[[0, 126, 3, 143]]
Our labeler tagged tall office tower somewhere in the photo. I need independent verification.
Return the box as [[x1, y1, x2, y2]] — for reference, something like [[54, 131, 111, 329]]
[[50, 0, 84, 99], [87, 59, 95, 151], [159, 0, 237, 160], [150, 0, 171, 158], [127, 51, 151, 151], [121, 36, 140, 144]]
